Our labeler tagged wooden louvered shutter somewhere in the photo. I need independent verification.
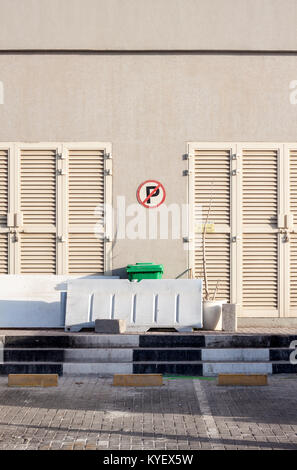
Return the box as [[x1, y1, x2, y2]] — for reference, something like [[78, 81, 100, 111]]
[[241, 147, 279, 313], [289, 148, 297, 312], [289, 149, 297, 224], [0, 234, 8, 273], [0, 148, 9, 273], [242, 233, 278, 308], [0, 149, 8, 226], [290, 234, 297, 309], [191, 147, 232, 301], [0, 142, 112, 276], [19, 147, 57, 273], [189, 142, 290, 319], [67, 147, 107, 274]]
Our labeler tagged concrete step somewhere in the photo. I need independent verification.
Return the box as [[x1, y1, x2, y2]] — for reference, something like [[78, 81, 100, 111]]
[[0, 361, 296, 376], [0, 333, 296, 376], [2, 334, 297, 349], [139, 334, 297, 348], [2, 335, 139, 349], [1, 347, 295, 362], [0, 363, 63, 375]]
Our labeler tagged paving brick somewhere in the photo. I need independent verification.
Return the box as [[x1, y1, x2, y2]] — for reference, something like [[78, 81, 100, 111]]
[[0, 375, 295, 449]]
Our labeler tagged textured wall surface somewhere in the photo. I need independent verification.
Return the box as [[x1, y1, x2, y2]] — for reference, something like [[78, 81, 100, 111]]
[[0, 0, 296, 51], [0, 53, 296, 276]]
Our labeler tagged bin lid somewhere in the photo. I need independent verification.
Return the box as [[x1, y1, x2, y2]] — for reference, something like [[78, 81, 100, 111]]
[[126, 262, 164, 273]]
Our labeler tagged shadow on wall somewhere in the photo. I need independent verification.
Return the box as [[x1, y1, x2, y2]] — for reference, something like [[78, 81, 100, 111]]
[[106, 267, 127, 279], [0, 298, 65, 328], [0, 274, 122, 329]]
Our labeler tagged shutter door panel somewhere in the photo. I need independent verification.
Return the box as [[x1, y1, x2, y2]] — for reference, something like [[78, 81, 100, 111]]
[[195, 233, 230, 301], [193, 148, 231, 301], [0, 148, 9, 273], [290, 149, 297, 224], [68, 233, 104, 274], [67, 148, 106, 275], [19, 148, 57, 274], [68, 149, 105, 225], [194, 149, 230, 224], [20, 149, 56, 225], [20, 233, 56, 274], [290, 150, 297, 310], [0, 233, 8, 273], [0, 150, 8, 226], [243, 233, 278, 308], [242, 149, 278, 225], [290, 234, 297, 308], [242, 147, 279, 314]]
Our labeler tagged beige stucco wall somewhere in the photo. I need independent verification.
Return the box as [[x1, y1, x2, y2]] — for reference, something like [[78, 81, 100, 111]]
[[0, 53, 296, 277], [0, 0, 297, 51]]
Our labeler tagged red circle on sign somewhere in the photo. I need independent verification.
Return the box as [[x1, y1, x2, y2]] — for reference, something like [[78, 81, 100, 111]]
[[137, 180, 166, 209]]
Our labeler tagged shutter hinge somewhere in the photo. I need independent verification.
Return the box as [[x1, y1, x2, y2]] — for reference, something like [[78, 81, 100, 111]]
[[57, 169, 66, 175], [183, 236, 193, 243], [231, 169, 240, 176], [104, 152, 112, 160], [183, 169, 192, 176], [104, 236, 111, 242], [104, 169, 112, 176], [183, 153, 193, 160], [58, 236, 67, 243], [231, 153, 239, 160], [56, 151, 65, 160]]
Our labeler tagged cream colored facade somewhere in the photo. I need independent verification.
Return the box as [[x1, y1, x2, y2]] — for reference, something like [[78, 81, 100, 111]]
[[0, 0, 297, 326]]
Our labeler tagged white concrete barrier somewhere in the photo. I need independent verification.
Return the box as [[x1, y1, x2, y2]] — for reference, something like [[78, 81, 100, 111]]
[[0, 275, 118, 328], [65, 279, 203, 332]]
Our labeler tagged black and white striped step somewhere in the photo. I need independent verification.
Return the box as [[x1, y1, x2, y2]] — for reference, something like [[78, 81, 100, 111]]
[[0, 333, 296, 376], [1, 347, 295, 362], [0, 361, 296, 376], [2, 334, 297, 349]]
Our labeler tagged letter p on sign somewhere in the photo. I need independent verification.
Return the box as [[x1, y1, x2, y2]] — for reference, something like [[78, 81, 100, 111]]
[[137, 180, 166, 209]]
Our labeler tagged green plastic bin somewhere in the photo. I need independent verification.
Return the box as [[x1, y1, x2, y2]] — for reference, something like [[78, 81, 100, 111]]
[[126, 262, 164, 281]]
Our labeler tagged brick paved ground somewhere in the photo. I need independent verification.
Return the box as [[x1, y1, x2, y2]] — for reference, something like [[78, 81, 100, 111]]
[[0, 375, 296, 450]]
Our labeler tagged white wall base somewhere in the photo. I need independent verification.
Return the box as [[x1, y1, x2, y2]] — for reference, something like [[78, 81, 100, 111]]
[[238, 317, 297, 328]]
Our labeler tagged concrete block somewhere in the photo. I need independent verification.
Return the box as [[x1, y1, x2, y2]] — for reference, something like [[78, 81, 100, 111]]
[[113, 374, 163, 387], [218, 374, 268, 386], [222, 303, 238, 332], [95, 319, 126, 334], [8, 374, 58, 387]]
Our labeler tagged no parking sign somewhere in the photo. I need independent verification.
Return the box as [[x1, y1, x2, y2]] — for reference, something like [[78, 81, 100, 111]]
[[137, 180, 166, 209]]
